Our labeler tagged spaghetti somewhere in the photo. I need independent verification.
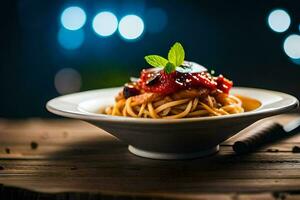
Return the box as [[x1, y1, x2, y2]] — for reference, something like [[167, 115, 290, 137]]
[[105, 90, 244, 119], [104, 42, 244, 119]]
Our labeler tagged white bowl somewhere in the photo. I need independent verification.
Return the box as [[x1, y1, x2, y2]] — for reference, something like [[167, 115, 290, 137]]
[[46, 87, 298, 159]]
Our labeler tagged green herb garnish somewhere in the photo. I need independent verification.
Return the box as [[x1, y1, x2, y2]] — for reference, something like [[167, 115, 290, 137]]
[[144, 42, 185, 74], [164, 62, 176, 74], [144, 55, 168, 68]]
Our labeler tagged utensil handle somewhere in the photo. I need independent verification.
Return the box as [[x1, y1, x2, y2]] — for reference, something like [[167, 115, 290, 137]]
[[233, 121, 285, 154]]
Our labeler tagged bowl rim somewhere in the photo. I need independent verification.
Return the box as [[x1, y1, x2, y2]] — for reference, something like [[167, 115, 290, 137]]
[[46, 87, 299, 124]]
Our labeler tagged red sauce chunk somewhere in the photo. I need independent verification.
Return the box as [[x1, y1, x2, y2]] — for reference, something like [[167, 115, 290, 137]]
[[138, 69, 233, 95]]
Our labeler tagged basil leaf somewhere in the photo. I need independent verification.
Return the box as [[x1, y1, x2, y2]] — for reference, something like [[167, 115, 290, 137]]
[[164, 62, 176, 74], [144, 55, 168, 68], [168, 42, 185, 66]]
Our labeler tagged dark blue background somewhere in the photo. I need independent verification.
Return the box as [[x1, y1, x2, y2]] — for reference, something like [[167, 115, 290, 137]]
[[1, 0, 300, 118]]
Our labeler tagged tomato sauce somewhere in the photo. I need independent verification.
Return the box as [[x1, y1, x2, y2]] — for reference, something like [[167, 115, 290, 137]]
[[138, 69, 233, 95]]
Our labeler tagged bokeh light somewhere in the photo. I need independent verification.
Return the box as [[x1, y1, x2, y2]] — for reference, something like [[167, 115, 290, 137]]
[[92, 12, 118, 37], [145, 8, 168, 33], [118, 15, 144, 40], [291, 58, 300, 65], [267, 9, 290, 33], [283, 34, 300, 59], [54, 68, 82, 94], [61, 6, 86, 31], [58, 28, 85, 50]]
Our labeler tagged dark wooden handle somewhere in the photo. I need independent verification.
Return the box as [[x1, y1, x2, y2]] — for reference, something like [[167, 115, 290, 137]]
[[233, 121, 285, 154]]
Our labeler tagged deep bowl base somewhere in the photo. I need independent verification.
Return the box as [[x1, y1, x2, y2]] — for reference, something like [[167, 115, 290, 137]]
[[128, 145, 219, 160]]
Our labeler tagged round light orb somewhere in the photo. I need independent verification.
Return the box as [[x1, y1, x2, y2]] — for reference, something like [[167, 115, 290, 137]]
[[57, 28, 84, 50], [61, 6, 86, 31], [283, 34, 300, 59], [92, 11, 118, 37], [54, 68, 82, 94], [267, 9, 291, 33], [118, 15, 144, 40]]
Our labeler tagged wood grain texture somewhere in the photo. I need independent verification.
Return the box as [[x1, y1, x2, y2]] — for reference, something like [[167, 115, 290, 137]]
[[0, 114, 300, 200]]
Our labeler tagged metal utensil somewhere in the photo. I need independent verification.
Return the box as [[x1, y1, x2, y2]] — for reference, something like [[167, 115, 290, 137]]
[[233, 118, 300, 154]]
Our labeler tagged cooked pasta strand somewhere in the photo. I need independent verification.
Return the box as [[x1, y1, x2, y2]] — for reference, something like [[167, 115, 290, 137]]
[[163, 100, 193, 119], [105, 93, 244, 118]]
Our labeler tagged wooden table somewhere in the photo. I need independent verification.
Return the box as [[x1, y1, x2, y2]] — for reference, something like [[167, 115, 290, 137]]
[[1, 115, 300, 200]]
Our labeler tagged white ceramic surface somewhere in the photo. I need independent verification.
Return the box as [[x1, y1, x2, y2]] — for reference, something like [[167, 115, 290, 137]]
[[47, 87, 298, 159]]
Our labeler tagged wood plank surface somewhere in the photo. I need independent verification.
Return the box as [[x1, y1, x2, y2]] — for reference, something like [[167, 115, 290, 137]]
[[0, 114, 300, 199]]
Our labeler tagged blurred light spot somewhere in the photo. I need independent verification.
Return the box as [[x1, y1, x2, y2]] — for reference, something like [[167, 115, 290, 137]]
[[58, 28, 84, 50], [291, 58, 300, 65], [92, 12, 118, 37], [61, 6, 86, 30], [119, 15, 144, 40], [267, 9, 290, 33], [283, 34, 300, 59], [145, 8, 168, 33], [55, 68, 82, 94]]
